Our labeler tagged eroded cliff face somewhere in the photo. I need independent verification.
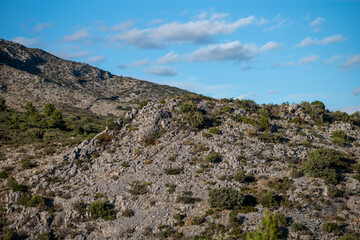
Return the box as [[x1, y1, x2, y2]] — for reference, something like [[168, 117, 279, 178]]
[[1, 96, 359, 239], [0, 39, 188, 116]]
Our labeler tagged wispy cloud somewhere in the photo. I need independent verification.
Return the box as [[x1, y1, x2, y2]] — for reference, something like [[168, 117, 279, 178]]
[[277, 55, 319, 66], [265, 14, 290, 31], [267, 89, 279, 95], [56, 51, 91, 59], [298, 55, 319, 64], [12, 36, 41, 47], [296, 34, 346, 47], [236, 91, 254, 100], [143, 66, 177, 76], [62, 29, 90, 42], [323, 54, 342, 64], [35, 22, 53, 31], [338, 105, 360, 114], [309, 17, 325, 26], [352, 87, 360, 96], [111, 13, 258, 48], [85, 55, 106, 64], [100, 21, 135, 32], [260, 41, 282, 52], [156, 51, 179, 64], [341, 54, 360, 70]]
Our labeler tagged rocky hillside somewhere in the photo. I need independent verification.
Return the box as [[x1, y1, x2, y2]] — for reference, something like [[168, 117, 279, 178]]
[[0, 39, 188, 116], [1, 95, 359, 240]]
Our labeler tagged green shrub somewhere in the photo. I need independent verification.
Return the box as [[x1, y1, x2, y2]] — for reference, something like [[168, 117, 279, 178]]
[[0, 98, 6, 111], [121, 208, 133, 217], [164, 167, 183, 175], [331, 130, 350, 146], [301, 101, 326, 124], [259, 190, 280, 208], [341, 233, 359, 240], [176, 191, 200, 204], [138, 100, 148, 109], [233, 171, 246, 183], [291, 222, 306, 232], [206, 152, 222, 163], [246, 211, 286, 240], [88, 201, 115, 220], [209, 127, 221, 135], [4, 230, 19, 240], [267, 177, 292, 193], [234, 99, 259, 113], [128, 181, 149, 195], [221, 105, 233, 113], [202, 132, 212, 139], [0, 170, 8, 179], [165, 183, 176, 194], [185, 111, 205, 129], [72, 201, 88, 214], [208, 187, 245, 209], [191, 216, 206, 225], [7, 176, 26, 192], [321, 222, 340, 234], [304, 148, 349, 185], [179, 102, 197, 113], [173, 213, 185, 226], [39, 232, 53, 240]]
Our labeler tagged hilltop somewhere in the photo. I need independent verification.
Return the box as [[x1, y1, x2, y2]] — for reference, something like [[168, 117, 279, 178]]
[[0, 39, 188, 116], [0, 94, 359, 239]]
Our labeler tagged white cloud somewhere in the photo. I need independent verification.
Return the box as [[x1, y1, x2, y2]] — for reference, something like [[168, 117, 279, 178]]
[[129, 59, 151, 68], [267, 90, 279, 95], [338, 105, 360, 114], [56, 51, 91, 59], [111, 14, 257, 48], [105, 21, 135, 32], [352, 87, 360, 96], [35, 22, 53, 31], [188, 41, 257, 62], [260, 41, 282, 52], [265, 14, 290, 31], [309, 17, 325, 26], [148, 19, 164, 25], [341, 54, 360, 70], [296, 34, 346, 47], [62, 29, 90, 42], [12, 36, 40, 47], [143, 66, 177, 76], [277, 55, 319, 67], [236, 91, 254, 100], [156, 51, 179, 64], [323, 54, 342, 64], [86, 55, 106, 64], [298, 55, 319, 64]]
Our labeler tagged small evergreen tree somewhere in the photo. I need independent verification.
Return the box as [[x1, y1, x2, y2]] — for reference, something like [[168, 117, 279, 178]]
[[246, 211, 285, 240]]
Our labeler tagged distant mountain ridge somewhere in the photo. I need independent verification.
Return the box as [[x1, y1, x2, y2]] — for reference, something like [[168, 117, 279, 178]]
[[0, 39, 188, 116]]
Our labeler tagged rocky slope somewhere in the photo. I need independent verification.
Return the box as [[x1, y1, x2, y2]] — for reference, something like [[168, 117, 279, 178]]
[[1, 95, 359, 240], [0, 39, 187, 116]]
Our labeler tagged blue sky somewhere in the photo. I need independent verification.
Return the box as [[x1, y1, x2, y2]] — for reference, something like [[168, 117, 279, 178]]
[[1, 0, 359, 113]]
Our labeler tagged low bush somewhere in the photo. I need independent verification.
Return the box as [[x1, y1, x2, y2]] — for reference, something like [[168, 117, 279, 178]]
[[88, 201, 115, 220], [176, 191, 200, 204], [208, 187, 245, 209], [205, 152, 222, 163], [209, 127, 220, 135], [164, 167, 183, 175], [128, 181, 149, 195], [304, 148, 349, 185], [233, 171, 246, 183], [7, 176, 26, 192], [246, 211, 286, 239], [259, 190, 280, 208], [331, 130, 350, 147], [321, 222, 340, 234]]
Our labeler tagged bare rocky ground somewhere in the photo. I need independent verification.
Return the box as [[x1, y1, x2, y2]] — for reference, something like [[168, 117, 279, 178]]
[[0, 39, 187, 116], [1, 95, 359, 240]]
